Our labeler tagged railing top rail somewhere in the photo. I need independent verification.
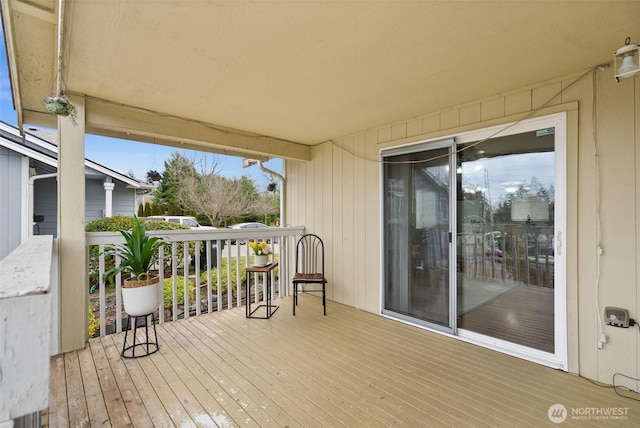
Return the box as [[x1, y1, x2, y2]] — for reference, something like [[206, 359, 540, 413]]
[[0, 235, 54, 298], [86, 225, 305, 245]]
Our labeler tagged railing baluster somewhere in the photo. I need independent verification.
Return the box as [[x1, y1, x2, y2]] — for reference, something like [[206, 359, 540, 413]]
[[171, 242, 178, 322], [115, 254, 122, 333], [194, 241, 201, 317], [98, 245, 106, 337], [87, 226, 304, 337], [158, 246, 165, 324], [205, 240, 212, 313]]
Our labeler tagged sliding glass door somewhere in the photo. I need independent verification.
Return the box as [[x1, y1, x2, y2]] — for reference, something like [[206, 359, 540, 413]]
[[382, 140, 454, 331], [382, 114, 566, 368]]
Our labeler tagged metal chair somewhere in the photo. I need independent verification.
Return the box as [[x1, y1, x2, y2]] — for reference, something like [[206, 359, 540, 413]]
[[292, 234, 327, 315]]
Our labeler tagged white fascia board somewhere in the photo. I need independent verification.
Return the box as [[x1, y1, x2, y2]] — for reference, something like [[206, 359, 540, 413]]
[[0, 122, 144, 188], [0, 136, 58, 168], [82, 161, 143, 188]]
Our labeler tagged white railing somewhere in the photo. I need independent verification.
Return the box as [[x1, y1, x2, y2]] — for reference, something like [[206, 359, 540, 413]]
[[86, 226, 305, 337], [0, 235, 54, 425]]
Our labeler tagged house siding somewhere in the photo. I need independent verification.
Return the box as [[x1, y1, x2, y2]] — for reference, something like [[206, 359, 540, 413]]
[[85, 179, 136, 221], [33, 178, 57, 237], [286, 67, 640, 385], [0, 147, 24, 260], [30, 178, 137, 238]]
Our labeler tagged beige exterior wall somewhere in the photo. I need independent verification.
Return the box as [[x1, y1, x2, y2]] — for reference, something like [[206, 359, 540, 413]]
[[286, 66, 640, 385]]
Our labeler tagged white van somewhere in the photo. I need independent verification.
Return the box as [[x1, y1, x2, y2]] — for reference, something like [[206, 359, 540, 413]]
[[147, 216, 216, 230]]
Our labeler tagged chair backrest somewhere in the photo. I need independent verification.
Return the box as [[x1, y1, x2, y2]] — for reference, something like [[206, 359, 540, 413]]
[[295, 234, 325, 275]]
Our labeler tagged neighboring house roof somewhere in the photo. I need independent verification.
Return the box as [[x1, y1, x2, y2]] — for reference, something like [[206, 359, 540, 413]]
[[0, 121, 154, 191]]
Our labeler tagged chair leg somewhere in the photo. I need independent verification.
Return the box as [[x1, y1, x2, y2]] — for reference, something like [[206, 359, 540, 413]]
[[293, 282, 297, 316], [322, 284, 326, 316]]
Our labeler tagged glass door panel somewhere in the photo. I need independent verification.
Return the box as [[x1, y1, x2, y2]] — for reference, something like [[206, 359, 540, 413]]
[[383, 146, 452, 329], [456, 130, 556, 352]]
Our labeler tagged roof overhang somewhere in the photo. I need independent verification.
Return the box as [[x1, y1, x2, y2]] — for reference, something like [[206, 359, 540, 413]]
[[2, 1, 639, 161]]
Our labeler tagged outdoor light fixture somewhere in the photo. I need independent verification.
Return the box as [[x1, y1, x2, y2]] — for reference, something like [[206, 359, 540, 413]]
[[242, 158, 258, 168], [614, 37, 640, 82]]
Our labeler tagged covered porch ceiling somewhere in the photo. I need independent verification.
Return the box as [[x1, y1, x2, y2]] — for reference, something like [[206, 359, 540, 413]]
[[2, 1, 639, 162]]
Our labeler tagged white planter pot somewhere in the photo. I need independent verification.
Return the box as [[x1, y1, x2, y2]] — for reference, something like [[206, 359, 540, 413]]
[[253, 254, 269, 266], [122, 278, 160, 316]]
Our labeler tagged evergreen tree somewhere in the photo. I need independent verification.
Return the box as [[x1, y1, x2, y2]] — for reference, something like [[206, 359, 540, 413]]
[[154, 152, 196, 212]]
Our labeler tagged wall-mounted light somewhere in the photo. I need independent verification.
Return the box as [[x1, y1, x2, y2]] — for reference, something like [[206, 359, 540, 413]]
[[242, 158, 258, 168], [614, 37, 640, 82]]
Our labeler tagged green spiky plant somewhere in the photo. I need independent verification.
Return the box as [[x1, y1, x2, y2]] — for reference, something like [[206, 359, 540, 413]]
[[102, 215, 166, 285]]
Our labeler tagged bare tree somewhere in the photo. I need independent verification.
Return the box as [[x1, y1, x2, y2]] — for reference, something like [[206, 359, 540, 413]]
[[253, 189, 279, 224], [175, 154, 259, 226]]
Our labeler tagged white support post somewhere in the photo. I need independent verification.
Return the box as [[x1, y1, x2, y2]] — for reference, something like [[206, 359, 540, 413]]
[[104, 178, 115, 217], [57, 94, 88, 351]]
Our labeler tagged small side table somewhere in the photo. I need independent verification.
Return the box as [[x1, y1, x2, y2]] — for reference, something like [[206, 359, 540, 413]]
[[245, 262, 279, 318]]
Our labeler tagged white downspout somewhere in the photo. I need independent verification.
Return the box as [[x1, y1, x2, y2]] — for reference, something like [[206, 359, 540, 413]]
[[258, 160, 289, 295], [28, 173, 58, 238], [258, 161, 285, 227]]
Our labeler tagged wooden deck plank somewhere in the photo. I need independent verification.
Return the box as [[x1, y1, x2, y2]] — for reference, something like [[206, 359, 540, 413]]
[[76, 346, 110, 427], [164, 320, 287, 427], [88, 338, 132, 426], [136, 328, 221, 426], [100, 335, 154, 426], [266, 305, 482, 425], [109, 333, 175, 428], [207, 310, 395, 427], [215, 305, 456, 427], [50, 295, 640, 427], [48, 355, 69, 427], [294, 296, 622, 427], [171, 317, 326, 428], [155, 322, 257, 427], [188, 315, 347, 427], [62, 352, 90, 427], [305, 299, 539, 426], [264, 299, 489, 426], [125, 342, 194, 427]]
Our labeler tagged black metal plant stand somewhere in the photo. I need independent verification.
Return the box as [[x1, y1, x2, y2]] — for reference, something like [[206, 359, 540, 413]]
[[121, 312, 159, 358]]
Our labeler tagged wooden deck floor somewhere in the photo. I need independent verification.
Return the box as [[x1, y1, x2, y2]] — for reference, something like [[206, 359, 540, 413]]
[[50, 295, 639, 427]]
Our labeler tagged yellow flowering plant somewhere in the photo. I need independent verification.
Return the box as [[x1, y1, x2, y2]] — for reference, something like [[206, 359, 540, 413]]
[[249, 241, 271, 255]]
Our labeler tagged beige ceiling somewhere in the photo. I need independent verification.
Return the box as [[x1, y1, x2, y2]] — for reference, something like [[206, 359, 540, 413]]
[[2, 0, 639, 161]]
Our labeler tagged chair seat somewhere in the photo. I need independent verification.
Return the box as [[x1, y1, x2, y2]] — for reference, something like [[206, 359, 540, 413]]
[[293, 272, 327, 282]]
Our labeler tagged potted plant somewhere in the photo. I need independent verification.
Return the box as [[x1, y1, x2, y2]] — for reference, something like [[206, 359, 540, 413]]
[[249, 241, 271, 266], [103, 216, 166, 316]]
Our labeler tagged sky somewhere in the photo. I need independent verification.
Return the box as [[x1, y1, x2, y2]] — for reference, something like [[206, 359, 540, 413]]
[[0, 27, 282, 189]]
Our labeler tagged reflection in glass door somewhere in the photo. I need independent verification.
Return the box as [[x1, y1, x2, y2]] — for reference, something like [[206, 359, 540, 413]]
[[456, 130, 556, 353], [382, 143, 452, 330]]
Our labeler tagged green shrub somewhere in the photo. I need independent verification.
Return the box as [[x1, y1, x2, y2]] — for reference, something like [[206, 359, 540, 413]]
[[163, 275, 195, 309], [86, 215, 134, 232], [88, 302, 99, 338], [201, 257, 245, 295]]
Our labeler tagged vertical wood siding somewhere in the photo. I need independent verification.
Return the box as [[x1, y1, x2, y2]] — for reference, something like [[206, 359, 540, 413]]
[[286, 66, 640, 385]]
